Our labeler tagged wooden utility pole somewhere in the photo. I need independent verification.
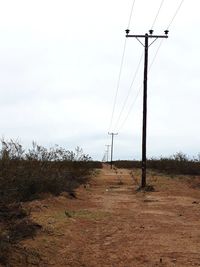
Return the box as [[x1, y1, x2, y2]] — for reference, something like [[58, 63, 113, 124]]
[[125, 29, 169, 188], [108, 132, 118, 169], [105, 145, 111, 162]]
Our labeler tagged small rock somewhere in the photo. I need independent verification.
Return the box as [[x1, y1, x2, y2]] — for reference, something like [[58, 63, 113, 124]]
[[68, 191, 76, 199], [65, 211, 72, 218], [47, 218, 56, 224]]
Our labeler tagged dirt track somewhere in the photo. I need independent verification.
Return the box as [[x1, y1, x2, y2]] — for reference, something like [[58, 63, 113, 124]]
[[12, 165, 200, 267]]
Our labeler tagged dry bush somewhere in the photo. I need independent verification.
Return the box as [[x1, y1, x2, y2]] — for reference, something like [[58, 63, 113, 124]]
[[0, 140, 99, 203], [0, 203, 41, 265], [0, 139, 99, 265], [114, 152, 200, 176]]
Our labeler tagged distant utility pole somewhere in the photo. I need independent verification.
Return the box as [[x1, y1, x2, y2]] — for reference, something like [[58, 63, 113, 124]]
[[126, 29, 169, 188], [105, 145, 111, 162], [108, 132, 118, 169]]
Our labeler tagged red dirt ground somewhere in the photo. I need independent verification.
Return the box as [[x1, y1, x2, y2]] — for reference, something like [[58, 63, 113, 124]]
[[9, 165, 200, 266]]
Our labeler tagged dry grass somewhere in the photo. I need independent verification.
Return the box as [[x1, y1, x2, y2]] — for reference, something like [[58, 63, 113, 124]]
[[114, 152, 200, 176], [0, 139, 100, 266]]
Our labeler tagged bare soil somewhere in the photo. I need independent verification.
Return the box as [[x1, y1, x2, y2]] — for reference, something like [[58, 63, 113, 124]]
[[10, 165, 200, 266]]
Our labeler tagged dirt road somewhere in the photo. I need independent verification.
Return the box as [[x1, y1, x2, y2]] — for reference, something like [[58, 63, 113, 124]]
[[12, 165, 200, 266]]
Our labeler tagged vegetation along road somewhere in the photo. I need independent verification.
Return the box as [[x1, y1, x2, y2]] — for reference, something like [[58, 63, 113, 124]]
[[8, 164, 200, 267]]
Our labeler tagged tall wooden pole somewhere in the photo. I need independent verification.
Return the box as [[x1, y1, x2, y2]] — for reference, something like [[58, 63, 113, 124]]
[[126, 29, 168, 187], [141, 34, 149, 187], [108, 132, 118, 169]]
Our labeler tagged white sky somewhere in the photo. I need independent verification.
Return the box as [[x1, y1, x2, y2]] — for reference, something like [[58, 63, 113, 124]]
[[0, 0, 199, 160]]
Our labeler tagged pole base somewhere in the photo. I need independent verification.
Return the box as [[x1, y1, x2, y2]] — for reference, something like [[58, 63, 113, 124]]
[[136, 184, 155, 192]]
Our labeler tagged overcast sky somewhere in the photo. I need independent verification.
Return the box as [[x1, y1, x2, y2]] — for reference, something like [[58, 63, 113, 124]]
[[0, 0, 199, 160]]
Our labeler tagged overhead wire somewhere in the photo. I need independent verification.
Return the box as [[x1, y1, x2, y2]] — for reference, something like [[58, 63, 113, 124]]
[[117, 0, 186, 132], [115, 2, 164, 131], [117, 84, 142, 131], [115, 0, 165, 131], [127, 0, 137, 29], [108, 0, 137, 131], [111, 0, 185, 132], [149, 0, 186, 72], [151, 0, 165, 29], [149, 39, 164, 71], [108, 38, 127, 131], [117, 38, 164, 132], [114, 1, 166, 132], [167, 0, 185, 30], [113, 51, 144, 130]]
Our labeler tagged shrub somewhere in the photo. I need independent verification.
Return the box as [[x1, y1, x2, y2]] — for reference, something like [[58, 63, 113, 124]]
[[0, 139, 97, 203], [114, 152, 200, 176], [0, 139, 98, 265], [0, 203, 41, 265]]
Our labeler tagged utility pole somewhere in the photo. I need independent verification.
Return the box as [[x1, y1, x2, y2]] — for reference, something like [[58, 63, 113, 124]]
[[125, 29, 169, 188], [102, 153, 106, 162], [108, 132, 118, 169], [105, 145, 111, 162]]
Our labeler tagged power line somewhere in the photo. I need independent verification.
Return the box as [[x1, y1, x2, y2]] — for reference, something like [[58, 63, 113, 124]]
[[118, 84, 142, 131], [149, 0, 185, 74], [102, 152, 106, 162], [108, 38, 127, 131], [148, 0, 186, 75], [149, 39, 164, 71], [117, 37, 164, 132], [126, 31, 168, 188], [127, 0, 137, 29], [108, 132, 118, 169], [167, 0, 185, 30], [151, 0, 165, 29], [105, 145, 111, 162], [114, 1, 167, 132], [108, 0, 137, 131], [113, 51, 143, 130], [110, 0, 184, 132], [112, 1, 184, 176]]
